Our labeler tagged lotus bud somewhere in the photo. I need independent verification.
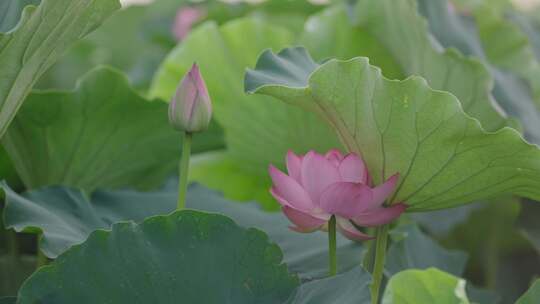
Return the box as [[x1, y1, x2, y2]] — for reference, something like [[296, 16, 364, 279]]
[[168, 63, 212, 133]]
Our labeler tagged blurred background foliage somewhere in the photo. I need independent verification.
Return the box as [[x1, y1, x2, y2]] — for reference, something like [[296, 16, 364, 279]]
[[1, 0, 540, 302]]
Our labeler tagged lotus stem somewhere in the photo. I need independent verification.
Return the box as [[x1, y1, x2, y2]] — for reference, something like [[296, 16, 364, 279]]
[[177, 132, 192, 210], [370, 224, 390, 304], [328, 215, 337, 276]]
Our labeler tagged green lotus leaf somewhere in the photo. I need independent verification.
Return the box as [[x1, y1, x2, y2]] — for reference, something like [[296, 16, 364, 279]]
[[7, 184, 376, 303], [300, 0, 508, 132], [151, 2, 525, 209], [382, 268, 471, 304], [2, 67, 222, 191], [36, 0, 193, 91], [0, 0, 120, 137], [16, 210, 299, 304], [246, 47, 540, 211], [0, 181, 362, 279]]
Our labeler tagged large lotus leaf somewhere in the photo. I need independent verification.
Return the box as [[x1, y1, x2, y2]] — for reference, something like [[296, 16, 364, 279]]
[[386, 225, 467, 276], [0, 181, 362, 279], [246, 47, 540, 211], [3, 178, 466, 284], [16, 210, 299, 304], [516, 279, 540, 304], [417, 0, 540, 144], [0, 0, 40, 32], [2, 67, 222, 191], [36, 5, 166, 91], [15, 208, 374, 304], [0, 0, 120, 138], [300, 1, 508, 132], [381, 268, 471, 304]]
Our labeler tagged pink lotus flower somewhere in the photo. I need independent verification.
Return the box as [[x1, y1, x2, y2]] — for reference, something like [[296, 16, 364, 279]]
[[269, 150, 407, 240], [172, 6, 206, 41]]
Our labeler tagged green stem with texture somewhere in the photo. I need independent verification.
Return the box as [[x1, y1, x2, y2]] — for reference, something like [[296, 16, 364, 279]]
[[370, 224, 390, 304], [328, 215, 337, 276], [177, 132, 192, 210]]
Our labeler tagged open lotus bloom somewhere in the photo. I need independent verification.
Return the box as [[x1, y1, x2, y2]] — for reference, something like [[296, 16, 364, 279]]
[[269, 150, 407, 240]]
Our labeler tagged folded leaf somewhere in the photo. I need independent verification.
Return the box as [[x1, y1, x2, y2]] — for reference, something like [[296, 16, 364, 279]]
[[0, 0, 121, 137], [246, 47, 540, 211]]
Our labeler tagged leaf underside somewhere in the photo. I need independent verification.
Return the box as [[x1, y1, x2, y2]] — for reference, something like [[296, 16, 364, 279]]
[[246, 47, 540, 211], [2, 67, 183, 192]]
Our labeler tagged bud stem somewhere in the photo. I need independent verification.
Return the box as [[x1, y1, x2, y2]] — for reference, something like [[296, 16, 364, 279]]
[[328, 215, 337, 276], [177, 132, 192, 210]]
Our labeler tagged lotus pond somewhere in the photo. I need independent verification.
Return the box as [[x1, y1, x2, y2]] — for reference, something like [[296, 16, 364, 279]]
[[1, 0, 540, 303]]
